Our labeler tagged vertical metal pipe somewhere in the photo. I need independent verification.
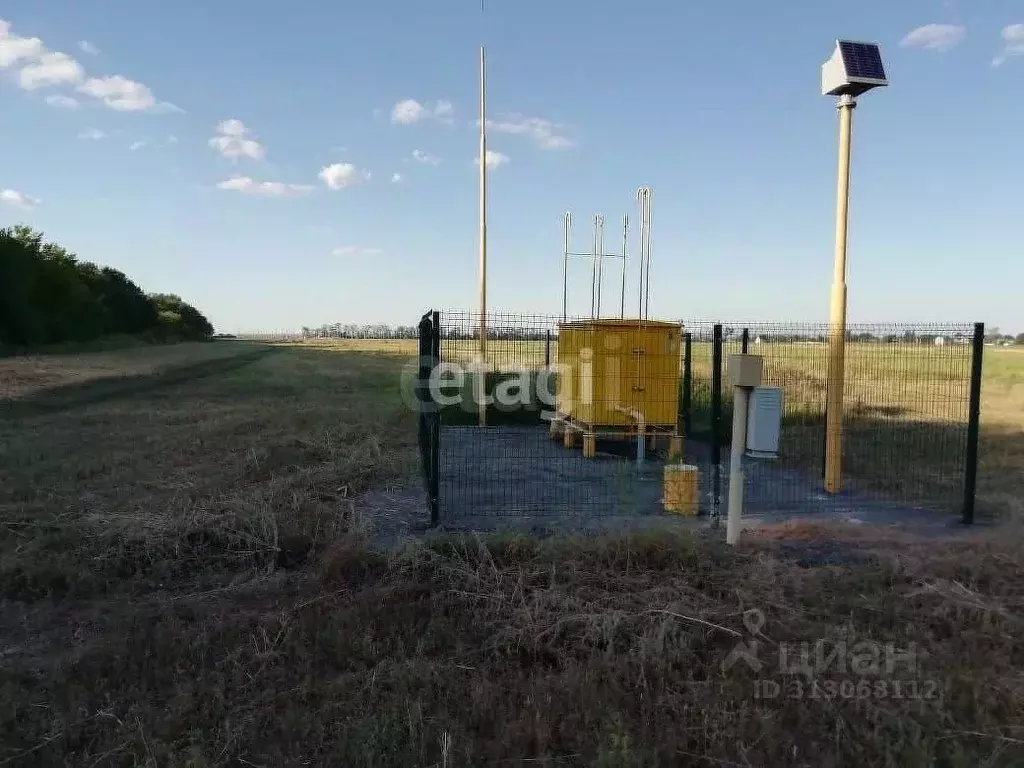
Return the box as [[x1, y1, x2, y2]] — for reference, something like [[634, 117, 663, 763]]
[[634, 186, 652, 321], [477, 46, 488, 428], [824, 95, 856, 492], [642, 189, 652, 320], [742, 328, 750, 354], [620, 214, 628, 319], [636, 416, 646, 467], [590, 215, 598, 319], [635, 188, 645, 320], [962, 322, 985, 525], [545, 329, 551, 368], [562, 212, 571, 322], [595, 215, 605, 318]]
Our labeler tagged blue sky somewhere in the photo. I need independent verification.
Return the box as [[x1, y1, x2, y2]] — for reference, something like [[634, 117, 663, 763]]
[[1, 1, 1023, 334]]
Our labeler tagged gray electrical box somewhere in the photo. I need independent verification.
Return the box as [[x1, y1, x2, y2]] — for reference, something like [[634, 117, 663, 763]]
[[746, 386, 783, 459], [727, 353, 764, 388]]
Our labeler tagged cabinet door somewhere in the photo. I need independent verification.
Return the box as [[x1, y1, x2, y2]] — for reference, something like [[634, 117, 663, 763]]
[[648, 329, 681, 426]]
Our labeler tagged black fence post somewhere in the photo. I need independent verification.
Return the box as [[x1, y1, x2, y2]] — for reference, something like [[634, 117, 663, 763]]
[[417, 314, 433, 516], [962, 321, 984, 525], [431, 310, 441, 365], [429, 311, 441, 526], [711, 324, 723, 517], [682, 332, 692, 437], [741, 328, 749, 354], [545, 329, 551, 367]]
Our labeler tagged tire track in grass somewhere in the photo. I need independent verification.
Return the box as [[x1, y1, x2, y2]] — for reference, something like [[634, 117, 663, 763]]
[[0, 349, 278, 419]]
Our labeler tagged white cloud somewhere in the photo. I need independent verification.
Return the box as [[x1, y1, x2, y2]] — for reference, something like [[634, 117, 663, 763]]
[[475, 150, 509, 169], [216, 176, 313, 198], [78, 40, 100, 55], [77, 127, 105, 140], [412, 149, 441, 165], [391, 99, 426, 124], [390, 98, 454, 125], [433, 99, 454, 122], [331, 245, 383, 257], [129, 140, 146, 151], [1, 188, 40, 208], [19, 51, 85, 89], [3, 20, 176, 112], [391, 172, 403, 183], [319, 162, 370, 189], [217, 118, 246, 135], [45, 94, 80, 109], [208, 119, 266, 160], [993, 24, 1024, 67], [78, 75, 180, 113], [484, 113, 574, 150], [149, 101, 183, 114], [900, 24, 965, 52], [166, 134, 178, 144], [0, 20, 44, 67]]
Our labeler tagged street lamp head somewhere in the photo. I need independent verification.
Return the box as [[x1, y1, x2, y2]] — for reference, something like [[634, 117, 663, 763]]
[[821, 40, 888, 98]]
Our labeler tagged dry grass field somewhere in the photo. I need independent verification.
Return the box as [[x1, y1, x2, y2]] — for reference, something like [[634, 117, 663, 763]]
[[1, 340, 1023, 765]]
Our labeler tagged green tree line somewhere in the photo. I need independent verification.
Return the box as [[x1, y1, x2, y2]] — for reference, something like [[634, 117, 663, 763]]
[[1, 224, 214, 350]]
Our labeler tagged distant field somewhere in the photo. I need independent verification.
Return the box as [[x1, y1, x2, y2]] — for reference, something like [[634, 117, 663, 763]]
[[287, 337, 974, 423], [1, 340, 1022, 764]]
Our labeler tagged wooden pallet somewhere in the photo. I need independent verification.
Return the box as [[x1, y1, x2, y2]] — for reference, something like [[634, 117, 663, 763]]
[[549, 415, 682, 460]]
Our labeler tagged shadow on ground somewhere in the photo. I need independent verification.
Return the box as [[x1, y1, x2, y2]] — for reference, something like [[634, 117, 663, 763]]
[[430, 379, 1019, 525], [0, 348, 276, 418]]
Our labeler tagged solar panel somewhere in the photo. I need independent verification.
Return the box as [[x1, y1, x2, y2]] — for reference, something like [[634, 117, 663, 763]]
[[838, 41, 886, 81]]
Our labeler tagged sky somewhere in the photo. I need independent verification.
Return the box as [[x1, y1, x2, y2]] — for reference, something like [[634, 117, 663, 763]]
[[1, 1, 1023, 334]]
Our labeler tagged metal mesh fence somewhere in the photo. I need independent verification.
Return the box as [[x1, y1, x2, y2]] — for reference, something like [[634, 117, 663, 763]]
[[419, 310, 981, 526], [434, 310, 687, 522], [682, 322, 976, 518]]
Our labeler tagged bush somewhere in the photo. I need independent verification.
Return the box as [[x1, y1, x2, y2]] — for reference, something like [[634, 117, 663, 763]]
[[0, 224, 214, 349]]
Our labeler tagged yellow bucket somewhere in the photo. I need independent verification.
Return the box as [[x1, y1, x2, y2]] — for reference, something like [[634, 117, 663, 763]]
[[662, 464, 700, 516]]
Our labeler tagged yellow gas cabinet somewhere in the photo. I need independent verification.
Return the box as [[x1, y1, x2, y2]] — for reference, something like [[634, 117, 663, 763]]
[[552, 319, 683, 457]]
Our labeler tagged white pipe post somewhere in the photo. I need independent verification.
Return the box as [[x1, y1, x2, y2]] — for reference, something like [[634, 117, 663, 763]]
[[726, 385, 750, 545]]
